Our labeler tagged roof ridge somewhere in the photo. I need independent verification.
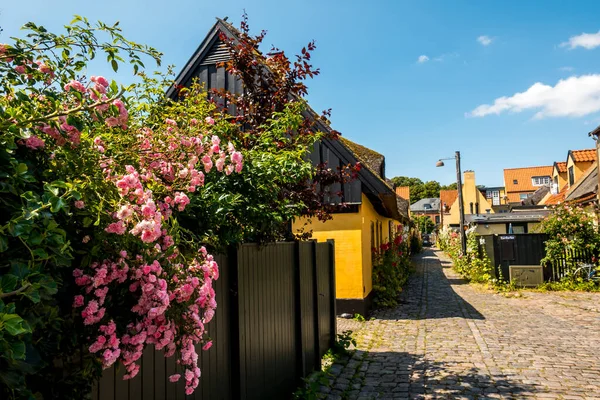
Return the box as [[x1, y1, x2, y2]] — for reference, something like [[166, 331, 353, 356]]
[[504, 165, 553, 171]]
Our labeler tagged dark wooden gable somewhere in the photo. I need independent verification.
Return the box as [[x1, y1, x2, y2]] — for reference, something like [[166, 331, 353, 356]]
[[168, 19, 403, 218]]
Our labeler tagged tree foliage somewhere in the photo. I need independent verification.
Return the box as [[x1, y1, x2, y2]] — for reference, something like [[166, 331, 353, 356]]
[[390, 176, 456, 204], [537, 203, 600, 271], [413, 215, 435, 234]]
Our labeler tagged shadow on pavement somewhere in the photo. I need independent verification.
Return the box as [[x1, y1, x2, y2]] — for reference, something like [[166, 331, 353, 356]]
[[323, 350, 540, 399], [372, 248, 485, 321]]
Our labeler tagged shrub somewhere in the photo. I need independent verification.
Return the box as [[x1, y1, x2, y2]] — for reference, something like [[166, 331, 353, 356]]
[[443, 231, 493, 283]]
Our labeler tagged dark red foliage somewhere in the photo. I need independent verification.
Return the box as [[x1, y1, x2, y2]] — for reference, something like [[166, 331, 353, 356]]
[[214, 13, 359, 223]]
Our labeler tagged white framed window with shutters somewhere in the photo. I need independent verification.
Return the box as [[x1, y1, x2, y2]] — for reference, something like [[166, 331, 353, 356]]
[[531, 176, 551, 186]]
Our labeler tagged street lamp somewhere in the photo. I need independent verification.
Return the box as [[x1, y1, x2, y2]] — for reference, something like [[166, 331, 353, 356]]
[[437, 151, 467, 256]]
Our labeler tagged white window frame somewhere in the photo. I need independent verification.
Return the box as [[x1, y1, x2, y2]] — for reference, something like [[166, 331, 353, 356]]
[[531, 176, 551, 186]]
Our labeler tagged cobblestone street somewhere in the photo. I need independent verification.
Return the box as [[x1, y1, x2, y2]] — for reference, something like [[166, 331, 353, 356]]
[[325, 248, 600, 399]]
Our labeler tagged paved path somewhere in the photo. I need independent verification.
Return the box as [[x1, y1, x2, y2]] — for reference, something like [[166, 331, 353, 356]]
[[323, 248, 600, 399]]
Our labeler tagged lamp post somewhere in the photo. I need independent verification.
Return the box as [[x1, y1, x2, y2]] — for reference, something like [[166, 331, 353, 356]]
[[437, 151, 467, 256]]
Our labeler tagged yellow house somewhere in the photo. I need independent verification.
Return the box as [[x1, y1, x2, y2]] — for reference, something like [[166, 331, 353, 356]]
[[442, 170, 494, 228], [552, 161, 568, 190], [293, 138, 408, 316], [566, 149, 596, 188]]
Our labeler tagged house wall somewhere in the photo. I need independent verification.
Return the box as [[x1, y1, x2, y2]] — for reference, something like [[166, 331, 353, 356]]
[[473, 222, 541, 235], [445, 171, 494, 226], [360, 194, 397, 299], [411, 211, 441, 225], [292, 194, 399, 307], [552, 166, 567, 189], [293, 212, 363, 300], [567, 157, 594, 187]]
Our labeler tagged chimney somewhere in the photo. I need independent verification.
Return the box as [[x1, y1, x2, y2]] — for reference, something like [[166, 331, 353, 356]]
[[464, 170, 476, 186]]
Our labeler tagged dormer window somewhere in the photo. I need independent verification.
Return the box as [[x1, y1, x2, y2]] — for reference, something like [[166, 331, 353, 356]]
[[531, 176, 551, 186], [423, 204, 432, 210], [513, 179, 518, 184]]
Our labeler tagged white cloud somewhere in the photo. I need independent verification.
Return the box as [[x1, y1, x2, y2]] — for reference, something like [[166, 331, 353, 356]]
[[417, 55, 429, 63], [477, 35, 493, 46], [561, 31, 600, 49], [559, 66, 574, 72], [467, 74, 600, 119]]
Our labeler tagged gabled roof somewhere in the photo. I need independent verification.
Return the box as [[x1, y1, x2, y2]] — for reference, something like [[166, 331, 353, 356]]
[[410, 198, 440, 212], [167, 17, 405, 221], [440, 190, 458, 212], [565, 161, 598, 203], [504, 166, 553, 194], [568, 149, 597, 163], [553, 161, 567, 174]]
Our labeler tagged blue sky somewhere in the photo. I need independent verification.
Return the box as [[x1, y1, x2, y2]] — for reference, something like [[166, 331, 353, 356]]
[[2, 0, 600, 187]]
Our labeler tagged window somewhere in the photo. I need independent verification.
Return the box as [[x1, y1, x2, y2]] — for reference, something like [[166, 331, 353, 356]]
[[531, 176, 551, 186], [423, 203, 432, 210], [469, 202, 474, 214], [553, 176, 558, 186], [370, 222, 375, 251], [513, 179, 518, 185], [491, 190, 500, 206], [435, 215, 440, 224], [569, 166, 575, 186], [485, 191, 493, 199], [519, 193, 528, 201]]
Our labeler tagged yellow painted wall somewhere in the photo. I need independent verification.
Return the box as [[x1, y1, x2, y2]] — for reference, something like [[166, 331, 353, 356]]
[[552, 166, 567, 189], [445, 171, 494, 226], [473, 222, 541, 235], [293, 212, 363, 299], [359, 194, 398, 298], [293, 194, 400, 301], [567, 156, 593, 187]]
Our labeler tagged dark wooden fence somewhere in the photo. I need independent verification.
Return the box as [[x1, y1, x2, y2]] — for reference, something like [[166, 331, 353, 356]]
[[91, 240, 336, 400], [479, 234, 596, 282]]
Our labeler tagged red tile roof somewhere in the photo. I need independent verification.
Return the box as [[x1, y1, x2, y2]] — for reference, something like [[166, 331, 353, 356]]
[[554, 162, 567, 173], [504, 166, 553, 195], [440, 190, 458, 213], [569, 149, 597, 163], [544, 184, 568, 205]]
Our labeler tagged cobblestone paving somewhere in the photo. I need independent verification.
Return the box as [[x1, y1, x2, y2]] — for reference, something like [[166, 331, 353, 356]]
[[324, 248, 600, 399]]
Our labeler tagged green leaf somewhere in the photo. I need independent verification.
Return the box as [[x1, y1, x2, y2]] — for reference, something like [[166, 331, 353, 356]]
[[0, 275, 18, 293], [16, 163, 27, 175], [0, 235, 7, 253], [24, 289, 40, 303], [2, 314, 30, 336], [32, 248, 48, 259], [9, 340, 26, 360], [111, 59, 119, 72], [50, 197, 66, 213]]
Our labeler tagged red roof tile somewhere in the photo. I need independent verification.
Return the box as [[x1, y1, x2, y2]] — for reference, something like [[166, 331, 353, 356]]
[[554, 162, 567, 173], [570, 149, 597, 163], [440, 190, 458, 213], [504, 165, 553, 194]]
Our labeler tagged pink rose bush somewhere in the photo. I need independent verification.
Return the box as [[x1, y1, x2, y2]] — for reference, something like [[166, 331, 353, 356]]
[[67, 114, 243, 394], [3, 39, 243, 394]]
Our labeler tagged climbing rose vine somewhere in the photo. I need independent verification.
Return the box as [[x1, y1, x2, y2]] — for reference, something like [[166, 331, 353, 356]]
[[0, 17, 247, 398]]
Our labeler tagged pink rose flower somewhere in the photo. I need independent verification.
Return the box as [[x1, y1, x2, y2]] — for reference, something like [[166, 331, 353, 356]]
[[74, 200, 85, 209], [205, 116, 215, 125]]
